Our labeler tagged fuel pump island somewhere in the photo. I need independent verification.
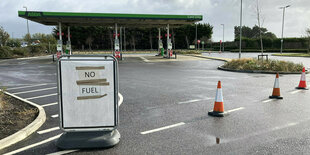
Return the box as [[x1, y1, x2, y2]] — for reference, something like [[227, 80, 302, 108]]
[[18, 11, 202, 149]]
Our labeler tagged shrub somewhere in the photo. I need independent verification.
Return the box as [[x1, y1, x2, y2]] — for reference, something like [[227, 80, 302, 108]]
[[222, 58, 303, 72], [0, 46, 12, 58]]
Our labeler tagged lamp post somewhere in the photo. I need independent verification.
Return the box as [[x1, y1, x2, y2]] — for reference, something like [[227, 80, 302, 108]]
[[221, 24, 225, 52], [23, 6, 30, 36], [280, 5, 290, 54], [239, 0, 243, 58]]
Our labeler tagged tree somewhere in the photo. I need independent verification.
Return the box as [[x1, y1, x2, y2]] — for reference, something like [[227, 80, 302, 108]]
[[0, 26, 10, 46]]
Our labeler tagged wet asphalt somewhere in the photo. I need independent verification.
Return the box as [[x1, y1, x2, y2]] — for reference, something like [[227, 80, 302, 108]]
[[0, 53, 310, 154]]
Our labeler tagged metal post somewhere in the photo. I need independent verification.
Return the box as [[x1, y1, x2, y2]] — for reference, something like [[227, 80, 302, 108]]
[[120, 27, 122, 59], [114, 23, 118, 56], [124, 27, 126, 52], [59, 22, 63, 55], [280, 5, 290, 54], [23, 6, 30, 36], [167, 24, 170, 58], [158, 28, 161, 54], [239, 0, 243, 58], [68, 26, 71, 55], [195, 23, 198, 50], [221, 24, 225, 52]]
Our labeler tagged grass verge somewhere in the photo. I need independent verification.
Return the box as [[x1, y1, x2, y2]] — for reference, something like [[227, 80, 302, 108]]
[[222, 58, 303, 72], [272, 53, 310, 57]]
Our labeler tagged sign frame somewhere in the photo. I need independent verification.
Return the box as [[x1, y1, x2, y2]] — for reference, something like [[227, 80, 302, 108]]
[[57, 55, 119, 132]]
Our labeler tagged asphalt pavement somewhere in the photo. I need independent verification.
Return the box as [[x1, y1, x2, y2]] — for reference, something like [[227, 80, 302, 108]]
[[0, 54, 310, 154]]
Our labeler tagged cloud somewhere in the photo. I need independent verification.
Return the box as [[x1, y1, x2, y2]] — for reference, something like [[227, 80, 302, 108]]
[[0, 0, 309, 41]]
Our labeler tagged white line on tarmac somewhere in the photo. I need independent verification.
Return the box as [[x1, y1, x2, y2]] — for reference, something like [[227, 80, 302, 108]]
[[262, 99, 274, 103], [290, 90, 302, 94], [3, 134, 62, 155], [26, 93, 57, 100], [41, 102, 58, 108], [46, 150, 79, 155], [141, 122, 185, 135], [13, 87, 57, 95], [139, 56, 150, 62], [37, 127, 60, 134], [118, 93, 123, 106], [226, 107, 245, 113], [51, 114, 59, 118], [178, 98, 211, 104], [6, 83, 56, 90]]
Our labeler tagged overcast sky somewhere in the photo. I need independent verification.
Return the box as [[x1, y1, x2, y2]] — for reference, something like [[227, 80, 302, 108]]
[[1, 0, 309, 42]]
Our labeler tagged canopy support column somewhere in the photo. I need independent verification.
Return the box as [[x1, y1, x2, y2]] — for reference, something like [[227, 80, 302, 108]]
[[67, 26, 71, 55], [59, 22, 63, 55]]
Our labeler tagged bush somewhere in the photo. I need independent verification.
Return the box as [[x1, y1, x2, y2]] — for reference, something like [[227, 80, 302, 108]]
[[222, 58, 303, 72], [0, 46, 12, 58], [12, 47, 30, 57]]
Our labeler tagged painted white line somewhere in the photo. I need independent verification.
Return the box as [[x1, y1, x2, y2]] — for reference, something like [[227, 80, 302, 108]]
[[118, 93, 123, 106], [13, 87, 57, 95], [290, 90, 302, 94], [51, 114, 59, 118], [262, 99, 273, 103], [141, 122, 185, 135], [46, 150, 79, 155], [26, 93, 57, 100], [3, 134, 62, 155], [178, 99, 201, 104], [6, 83, 56, 90], [139, 56, 150, 62], [226, 107, 245, 113], [37, 127, 60, 134], [42, 102, 58, 108]]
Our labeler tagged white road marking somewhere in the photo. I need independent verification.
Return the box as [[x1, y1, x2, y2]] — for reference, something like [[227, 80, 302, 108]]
[[26, 93, 57, 100], [6, 83, 56, 90], [51, 114, 59, 118], [139, 56, 150, 62], [178, 98, 212, 104], [13, 87, 57, 95], [226, 107, 245, 113], [118, 93, 123, 106], [46, 150, 79, 155], [141, 122, 185, 135], [178, 99, 200, 104], [290, 90, 302, 94], [37, 127, 60, 134], [262, 99, 273, 103], [3, 134, 62, 155], [42, 102, 58, 108]]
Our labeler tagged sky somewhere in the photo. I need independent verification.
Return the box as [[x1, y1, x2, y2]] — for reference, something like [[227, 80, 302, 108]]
[[0, 0, 310, 42]]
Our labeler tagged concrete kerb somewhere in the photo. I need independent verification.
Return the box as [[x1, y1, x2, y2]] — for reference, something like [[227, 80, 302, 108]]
[[0, 91, 46, 150], [187, 54, 232, 62]]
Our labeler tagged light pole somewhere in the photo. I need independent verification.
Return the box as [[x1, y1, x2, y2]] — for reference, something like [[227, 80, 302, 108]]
[[280, 5, 290, 54], [239, 0, 243, 58], [221, 24, 225, 52], [195, 23, 198, 50], [23, 6, 30, 36]]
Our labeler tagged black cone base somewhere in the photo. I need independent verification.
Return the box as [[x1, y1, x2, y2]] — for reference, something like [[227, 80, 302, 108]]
[[56, 129, 120, 150], [296, 87, 308, 90], [269, 96, 283, 99], [208, 111, 227, 117]]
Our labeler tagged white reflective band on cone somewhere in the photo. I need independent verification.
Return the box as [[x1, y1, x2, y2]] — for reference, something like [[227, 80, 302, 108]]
[[215, 88, 223, 102], [274, 78, 280, 88], [300, 72, 306, 81]]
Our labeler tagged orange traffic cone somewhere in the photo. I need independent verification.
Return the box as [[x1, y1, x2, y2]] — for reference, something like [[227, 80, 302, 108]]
[[296, 67, 308, 89], [208, 81, 227, 117], [269, 73, 283, 99]]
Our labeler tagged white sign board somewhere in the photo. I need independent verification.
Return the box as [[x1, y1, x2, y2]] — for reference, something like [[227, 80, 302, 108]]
[[57, 40, 63, 51], [167, 39, 172, 50], [58, 56, 118, 131], [115, 39, 120, 51]]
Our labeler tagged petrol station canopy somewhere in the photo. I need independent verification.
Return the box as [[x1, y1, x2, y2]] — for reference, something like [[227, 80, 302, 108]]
[[18, 11, 203, 27]]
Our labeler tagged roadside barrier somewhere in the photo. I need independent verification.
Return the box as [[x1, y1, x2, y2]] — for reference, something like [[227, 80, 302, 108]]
[[296, 67, 308, 90], [269, 73, 283, 99], [208, 81, 227, 117]]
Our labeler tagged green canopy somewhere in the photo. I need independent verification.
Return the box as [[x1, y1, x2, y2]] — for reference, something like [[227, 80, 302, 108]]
[[18, 11, 203, 27]]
